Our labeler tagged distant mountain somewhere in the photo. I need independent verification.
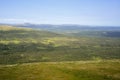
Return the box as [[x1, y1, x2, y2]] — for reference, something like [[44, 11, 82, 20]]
[[14, 23, 120, 31], [1, 23, 120, 37], [1, 23, 120, 32]]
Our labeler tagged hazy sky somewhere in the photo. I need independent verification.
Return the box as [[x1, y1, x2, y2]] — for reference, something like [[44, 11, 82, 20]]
[[0, 0, 120, 26]]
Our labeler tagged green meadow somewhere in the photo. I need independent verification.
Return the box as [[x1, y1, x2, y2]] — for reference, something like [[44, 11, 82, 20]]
[[0, 26, 120, 64], [0, 60, 120, 80], [0, 25, 120, 80]]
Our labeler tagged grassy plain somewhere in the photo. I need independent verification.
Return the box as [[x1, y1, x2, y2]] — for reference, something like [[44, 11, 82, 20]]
[[0, 60, 120, 80], [0, 25, 120, 64], [0, 25, 120, 80]]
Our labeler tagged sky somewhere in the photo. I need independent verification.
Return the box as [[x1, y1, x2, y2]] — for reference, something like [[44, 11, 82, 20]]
[[0, 0, 120, 26]]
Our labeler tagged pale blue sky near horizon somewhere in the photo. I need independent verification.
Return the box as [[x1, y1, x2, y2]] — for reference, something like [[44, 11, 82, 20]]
[[0, 0, 120, 26]]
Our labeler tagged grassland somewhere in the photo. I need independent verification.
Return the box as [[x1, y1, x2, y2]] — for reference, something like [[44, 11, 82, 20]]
[[0, 60, 120, 80], [0, 25, 120, 80], [0, 25, 120, 64]]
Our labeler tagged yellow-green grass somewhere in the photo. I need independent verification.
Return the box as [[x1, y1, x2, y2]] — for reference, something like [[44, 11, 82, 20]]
[[41, 37, 79, 47], [0, 37, 79, 47], [0, 25, 32, 31], [0, 40, 38, 44], [0, 60, 120, 80]]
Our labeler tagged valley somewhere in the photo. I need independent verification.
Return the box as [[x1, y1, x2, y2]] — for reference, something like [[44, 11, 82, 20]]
[[0, 25, 120, 80]]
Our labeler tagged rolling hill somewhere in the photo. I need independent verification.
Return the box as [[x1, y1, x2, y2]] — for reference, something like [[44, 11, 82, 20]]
[[0, 25, 120, 64], [0, 60, 120, 80], [14, 23, 120, 37]]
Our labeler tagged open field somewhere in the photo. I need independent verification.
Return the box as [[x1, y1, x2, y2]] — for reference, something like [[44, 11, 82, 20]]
[[0, 25, 120, 64], [0, 60, 120, 80], [0, 25, 120, 80]]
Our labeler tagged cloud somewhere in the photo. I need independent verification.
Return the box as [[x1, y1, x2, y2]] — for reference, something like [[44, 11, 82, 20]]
[[0, 18, 28, 23]]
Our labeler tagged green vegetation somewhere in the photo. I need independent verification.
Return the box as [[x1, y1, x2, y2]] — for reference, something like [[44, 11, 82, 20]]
[[0, 60, 120, 80], [64, 31, 120, 37], [0, 25, 120, 80], [0, 25, 120, 64]]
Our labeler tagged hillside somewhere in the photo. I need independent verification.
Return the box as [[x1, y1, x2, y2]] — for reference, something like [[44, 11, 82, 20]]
[[14, 24, 120, 37], [66, 31, 120, 37], [0, 25, 120, 64], [0, 60, 120, 80], [16, 23, 120, 31]]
